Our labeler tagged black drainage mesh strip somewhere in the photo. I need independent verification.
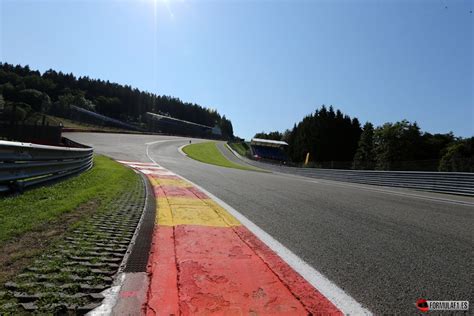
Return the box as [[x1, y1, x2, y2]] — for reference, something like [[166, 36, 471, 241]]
[[123, 173, 156, 273], [0, 171, 146, 314]]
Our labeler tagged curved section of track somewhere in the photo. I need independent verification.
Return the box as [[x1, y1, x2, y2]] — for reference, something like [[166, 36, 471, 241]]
[[214, 141, 258, 169], [66, 133, 473, 315]]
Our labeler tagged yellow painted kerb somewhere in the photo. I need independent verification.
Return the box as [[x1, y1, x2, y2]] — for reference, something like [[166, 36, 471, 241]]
[[149, 177, 191, 188], [156, 192, 240, 227]]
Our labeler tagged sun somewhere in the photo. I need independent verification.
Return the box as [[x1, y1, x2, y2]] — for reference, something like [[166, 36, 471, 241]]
[[151, 0, 175, 19]]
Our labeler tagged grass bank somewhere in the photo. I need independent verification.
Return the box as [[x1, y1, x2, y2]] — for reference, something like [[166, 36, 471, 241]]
[[228, 141, 250, 157], [0, 155, 137, 244], [183, 141, 261, 172], [0, 155, 139, 284]]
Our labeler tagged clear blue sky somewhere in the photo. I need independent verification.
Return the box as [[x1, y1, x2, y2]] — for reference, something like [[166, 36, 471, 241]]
[[1, 0, 472, 139]]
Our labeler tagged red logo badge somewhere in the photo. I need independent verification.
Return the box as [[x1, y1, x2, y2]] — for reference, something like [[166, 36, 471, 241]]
[[416, 298, 429, 312]]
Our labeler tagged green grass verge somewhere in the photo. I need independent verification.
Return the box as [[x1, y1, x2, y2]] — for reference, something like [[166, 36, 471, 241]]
[[183, 141, 261, 172], [0, 155, 137, 244], [228, 141, 250, 157]]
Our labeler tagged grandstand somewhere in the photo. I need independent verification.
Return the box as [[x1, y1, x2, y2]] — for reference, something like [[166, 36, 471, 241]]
[[145, 112, 222, 138], [250, 138, 288, 162]]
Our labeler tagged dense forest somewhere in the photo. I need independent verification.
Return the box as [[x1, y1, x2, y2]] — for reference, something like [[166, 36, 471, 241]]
[[254, 106, 473, 172], [0, 63, 234, 138]]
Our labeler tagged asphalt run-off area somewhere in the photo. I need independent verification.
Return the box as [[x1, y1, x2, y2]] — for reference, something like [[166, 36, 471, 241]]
[[67, 132, 473, 315]]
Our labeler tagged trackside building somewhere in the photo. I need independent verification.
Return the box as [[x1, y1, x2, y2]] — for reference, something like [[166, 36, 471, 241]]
[[250, 138, 288, 162], [145, 112, 222, 138]]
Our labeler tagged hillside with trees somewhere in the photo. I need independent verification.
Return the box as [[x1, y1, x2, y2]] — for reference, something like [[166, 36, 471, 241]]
[[254, 106, 473, 172], [0, 63, 234, 139]]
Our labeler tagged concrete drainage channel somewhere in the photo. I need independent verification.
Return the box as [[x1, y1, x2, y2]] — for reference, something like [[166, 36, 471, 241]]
[[0, 172, 154, 314]]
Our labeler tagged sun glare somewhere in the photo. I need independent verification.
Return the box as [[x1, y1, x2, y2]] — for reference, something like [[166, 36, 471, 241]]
[[151, 0, 175, 19]]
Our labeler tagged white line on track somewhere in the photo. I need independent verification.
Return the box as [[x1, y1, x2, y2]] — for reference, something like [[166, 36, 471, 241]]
[[177, 144, 187, 157], [145, 140, 175, 164], [145, 140, 173, 145]]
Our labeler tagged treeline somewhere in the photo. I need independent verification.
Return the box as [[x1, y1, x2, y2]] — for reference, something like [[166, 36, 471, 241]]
[[254, 106, 473, 172], [0, 63, 234, 138]]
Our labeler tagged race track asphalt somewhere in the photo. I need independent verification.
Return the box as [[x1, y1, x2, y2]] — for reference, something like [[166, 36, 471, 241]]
[[66, 133, 473, 315]]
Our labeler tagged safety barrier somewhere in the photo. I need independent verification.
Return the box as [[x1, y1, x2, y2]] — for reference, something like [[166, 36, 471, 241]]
[[0, 138, 93, 193], [262, 164, 474, 196], [228, 147, 474, 197]]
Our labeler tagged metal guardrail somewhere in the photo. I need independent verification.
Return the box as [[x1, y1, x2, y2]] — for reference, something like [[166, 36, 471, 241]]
[[226, 145, 474, 197], [285, 168, 474, 196], [0, 138, 93, 193], [269, 165, 474, 196]]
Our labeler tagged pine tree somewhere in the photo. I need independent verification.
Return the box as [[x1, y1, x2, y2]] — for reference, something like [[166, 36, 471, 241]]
[[353, 122, 375, 169]]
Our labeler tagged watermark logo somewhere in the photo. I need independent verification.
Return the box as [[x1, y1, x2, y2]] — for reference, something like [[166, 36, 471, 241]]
[[416, 299, 469, 312], [416, 299, 429, 312]]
